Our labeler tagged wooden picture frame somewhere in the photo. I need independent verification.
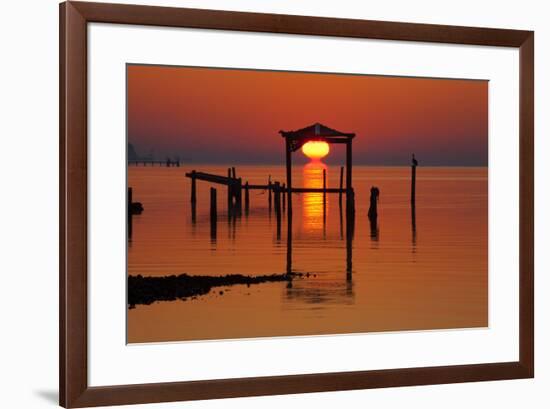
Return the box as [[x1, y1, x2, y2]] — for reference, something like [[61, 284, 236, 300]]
[[59, 1, 534, 407]]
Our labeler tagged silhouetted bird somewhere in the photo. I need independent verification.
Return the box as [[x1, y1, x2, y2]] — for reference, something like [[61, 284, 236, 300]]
[[412, 154, 418, 167]]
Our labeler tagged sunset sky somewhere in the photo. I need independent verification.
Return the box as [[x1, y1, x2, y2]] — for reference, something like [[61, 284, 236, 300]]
[[127, 64, 488, 166]]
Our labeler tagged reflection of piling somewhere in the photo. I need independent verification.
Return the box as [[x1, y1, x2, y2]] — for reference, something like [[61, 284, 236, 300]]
[[346, 193, 355, 274], [370, 217, 379, 241], [411, 155, 417, 206], [411, 165, 416, 205], [339, 166, 344, 208], [244, 182, 250, 214], [274, 182, 281, 240], [210, 187, 217, 240], [286, 211, 293, 275], [411, 203, 417, 249]]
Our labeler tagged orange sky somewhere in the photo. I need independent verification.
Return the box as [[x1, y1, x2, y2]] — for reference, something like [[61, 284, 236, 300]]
[[127, 64, 488, 166]]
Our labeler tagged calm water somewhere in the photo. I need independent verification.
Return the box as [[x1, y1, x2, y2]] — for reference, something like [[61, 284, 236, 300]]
[[127, 164, 488, 343]]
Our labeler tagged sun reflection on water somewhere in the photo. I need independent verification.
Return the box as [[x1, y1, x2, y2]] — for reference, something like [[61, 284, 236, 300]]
[[303, 161, 328, 232]]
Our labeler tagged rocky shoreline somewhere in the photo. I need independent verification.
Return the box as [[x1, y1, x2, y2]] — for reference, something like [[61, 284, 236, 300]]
[[128, 272, 302, 307]]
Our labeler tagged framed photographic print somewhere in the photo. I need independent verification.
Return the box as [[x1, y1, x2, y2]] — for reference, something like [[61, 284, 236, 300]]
[[60, 1, 534, 407]]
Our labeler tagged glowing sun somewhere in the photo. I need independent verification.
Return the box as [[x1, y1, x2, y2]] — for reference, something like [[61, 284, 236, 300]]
[[302, 141, 330, 160]]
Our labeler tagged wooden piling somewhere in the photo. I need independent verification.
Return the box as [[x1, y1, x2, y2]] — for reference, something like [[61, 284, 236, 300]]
[[236, 177, 243, 213], [323, 167, 327, 202], [268, 175, 272, 211], [339, 166, 344, 208], [323, 169, 327, 223], [245, 181, 250, 213], [368, 186, 379, 222], [128, 187, 133, 208], [285, 138, 292, 214], [274, 182, 281, 239], [231, 167, 236, 179], [282, 183, 286, 212], [210, 187, 217, 239], [346, 141, 352, 192], [190, 170, 197, 204], [227, 168, 232, 212]]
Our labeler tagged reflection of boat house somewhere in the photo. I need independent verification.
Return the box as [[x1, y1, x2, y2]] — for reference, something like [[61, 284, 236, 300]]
[[279, 123, 355, 213]]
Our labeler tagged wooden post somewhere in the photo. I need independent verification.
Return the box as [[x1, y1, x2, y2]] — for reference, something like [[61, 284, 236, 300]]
[[190, 170, 196, 204], [227, 168, 232, 213], [236, 177, 243, 214], [323, 168, 327, 223], [268, 175, 272, 211], [274, 182, 281, 239], [339, 166, 344, 208], [282, 183, 286, 212], [231, 167, 236, 179], [210, 187, 217, 240], [411, 163, 416, 206], [346, 141, 352, 192], [368, 186, 379, 221], [245, 181, 250, 214], [128, 187, 133, 208], [285, 138, 292, 214], [345, 141, 353, 222]]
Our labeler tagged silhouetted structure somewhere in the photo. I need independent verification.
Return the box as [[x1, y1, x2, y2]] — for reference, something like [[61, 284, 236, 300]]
[[128, 187, 143, 215], [279, 122, 355, 214], [368, 186, 380, 221], [210, 187, 217, 241], [411, 153, 418, 205]]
